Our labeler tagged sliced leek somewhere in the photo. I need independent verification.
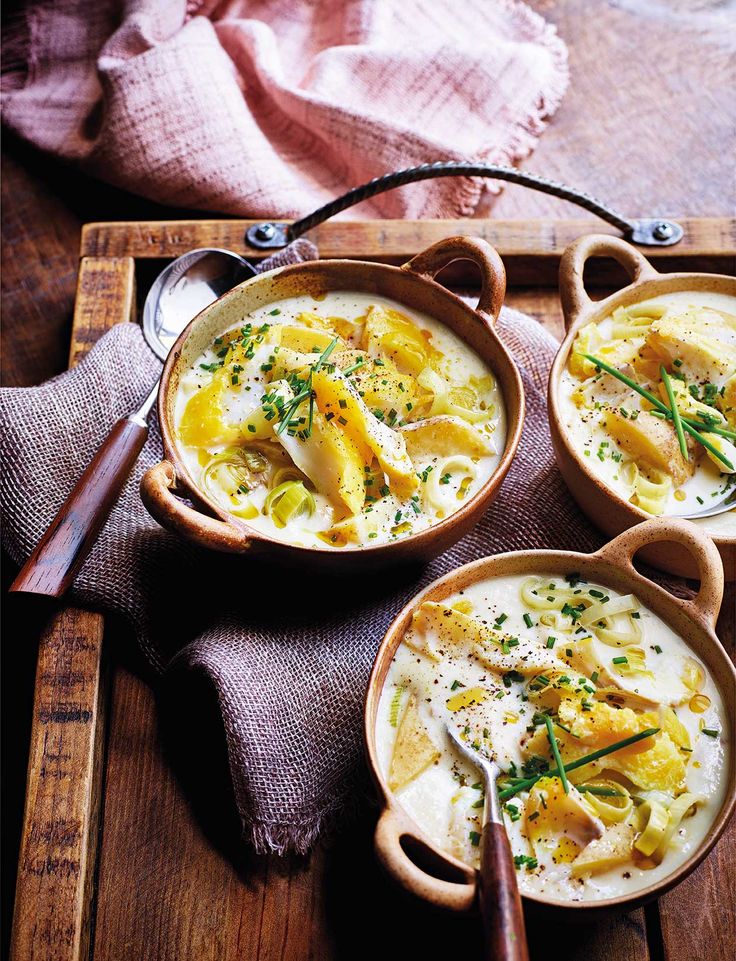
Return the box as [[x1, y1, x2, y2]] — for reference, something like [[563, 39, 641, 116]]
[[202, 446, 268, 518], [634, 798, 670, 856], [580, 779, 633, 824], [652, 793, 701, 863], [263, 480, 315, 527]]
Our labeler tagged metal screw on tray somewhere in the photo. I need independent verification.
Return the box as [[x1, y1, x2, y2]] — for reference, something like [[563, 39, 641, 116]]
[[10, 249, 257, 598], [653, 221, 675, 241], [254, 223, 277, 241]]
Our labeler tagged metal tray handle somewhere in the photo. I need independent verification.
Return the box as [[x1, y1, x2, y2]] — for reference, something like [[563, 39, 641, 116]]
[[246, 162, 683, 250]]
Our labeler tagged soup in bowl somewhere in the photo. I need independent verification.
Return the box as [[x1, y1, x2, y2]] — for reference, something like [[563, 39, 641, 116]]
[[550, 235, 736, 580], [141, 237, 524, 567], [365, 518, 734, 915]]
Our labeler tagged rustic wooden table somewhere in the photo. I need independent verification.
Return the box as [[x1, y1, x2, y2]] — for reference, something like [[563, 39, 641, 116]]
[[3, 3, 735, 960]]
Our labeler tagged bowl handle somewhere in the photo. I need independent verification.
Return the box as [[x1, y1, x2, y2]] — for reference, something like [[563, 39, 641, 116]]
[[374, 807, 476, 913], [560, 234, 659, 331], [594, 518, 724, 631], [402, 236, 506, 323], [140, 460, 252, 553]]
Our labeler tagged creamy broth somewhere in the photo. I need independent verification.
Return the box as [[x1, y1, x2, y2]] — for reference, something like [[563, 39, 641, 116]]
[[174, 293, 505, 548], [377, 572, 728, 903], [559, 291, 736, 538]]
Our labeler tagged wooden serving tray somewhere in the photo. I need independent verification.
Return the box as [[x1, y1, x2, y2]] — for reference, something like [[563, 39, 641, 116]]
[[11, 218, 735, 961]]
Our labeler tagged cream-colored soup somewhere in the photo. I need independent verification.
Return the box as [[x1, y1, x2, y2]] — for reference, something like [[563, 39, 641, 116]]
[[559, 291, 736, 538], [377, 572, 727, 902], [174, 293, 505, 548]]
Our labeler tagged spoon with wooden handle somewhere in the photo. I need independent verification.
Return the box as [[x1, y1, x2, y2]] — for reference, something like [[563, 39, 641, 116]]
[[10, 249, 256, 598], [445, 722, 529, 961]]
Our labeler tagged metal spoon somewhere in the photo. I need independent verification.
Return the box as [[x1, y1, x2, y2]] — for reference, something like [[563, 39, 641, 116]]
[[446, 722, 529, 961], [10, 248, 257, 598], [676, 493, 736, 521]]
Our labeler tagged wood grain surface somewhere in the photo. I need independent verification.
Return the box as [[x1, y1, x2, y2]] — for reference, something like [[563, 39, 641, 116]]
[[9, 607, 106, 961], [8, 257, 136, 961], [3, 2, 735, 959], [80, 217, 736, 286]]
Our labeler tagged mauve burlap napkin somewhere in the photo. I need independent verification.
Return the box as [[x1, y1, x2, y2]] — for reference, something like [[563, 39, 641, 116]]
[[1, 246, 687, 854]]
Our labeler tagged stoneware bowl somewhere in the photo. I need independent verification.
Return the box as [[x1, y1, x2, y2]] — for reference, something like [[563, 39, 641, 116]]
[[140, 237, 524, 569], [364, 517, 735, 918], [550, 234, 736, 580]]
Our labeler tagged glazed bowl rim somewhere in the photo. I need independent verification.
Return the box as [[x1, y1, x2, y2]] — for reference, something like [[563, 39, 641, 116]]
[[155, 255, 525, 557], [548, 269, 736, 548]]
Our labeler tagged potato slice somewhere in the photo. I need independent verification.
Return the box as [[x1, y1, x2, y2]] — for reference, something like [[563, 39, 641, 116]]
[[646, 306, 736, 384], [278, 325, 337, 355], [312, 368, 418, 499], [388, 695, 440, 792], [362, 304, 439, 375], [605, 731, 686, 793], [557, 699, 642, 747], [411, 602, 561, 675], [272, 382, 365, 516], [400, 415, 492, 460], [525, 777, 604, 850], [603, 408, 693, 487], [349, 356, 423, 421], [179, 378, 240, 447], [571, 823, 635, 877], [719, 373, 736, 429], [641, 706, 690, 751], [293, 311, 334, 332]]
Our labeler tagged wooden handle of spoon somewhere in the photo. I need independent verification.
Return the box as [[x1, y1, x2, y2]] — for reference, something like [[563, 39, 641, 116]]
[[478, 822, 529, 961], [10, 416, 148, 598]]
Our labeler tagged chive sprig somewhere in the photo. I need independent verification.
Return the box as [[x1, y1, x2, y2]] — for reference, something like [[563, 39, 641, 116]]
[[660, 364, 688, 461], [583, 354, 734, 470], [497, 726, 660, 801]]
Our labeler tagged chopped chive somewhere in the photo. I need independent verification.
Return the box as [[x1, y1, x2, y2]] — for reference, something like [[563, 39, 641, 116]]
[[544, 715, 569, 794], [577, 785, 623, 797], [612, 656, 628, 665], [702, 729, 719, 737], [661, 365, 688, 461], [523, 613, 533, 629]]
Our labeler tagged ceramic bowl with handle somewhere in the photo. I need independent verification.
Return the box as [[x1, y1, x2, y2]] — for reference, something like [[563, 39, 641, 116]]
[[364, 517, 735, 918], [140, 237, 524, 569], [550, 234, 736, 580]]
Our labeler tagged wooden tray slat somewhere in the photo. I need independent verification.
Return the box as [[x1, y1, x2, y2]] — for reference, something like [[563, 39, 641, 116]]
[[11, 257, 136, 961], [13, 218, 734, 961], [80, 217, 736, 287]]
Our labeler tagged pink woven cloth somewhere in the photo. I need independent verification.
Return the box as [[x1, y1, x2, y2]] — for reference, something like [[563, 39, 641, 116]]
[[2, 0, 568, 218]]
